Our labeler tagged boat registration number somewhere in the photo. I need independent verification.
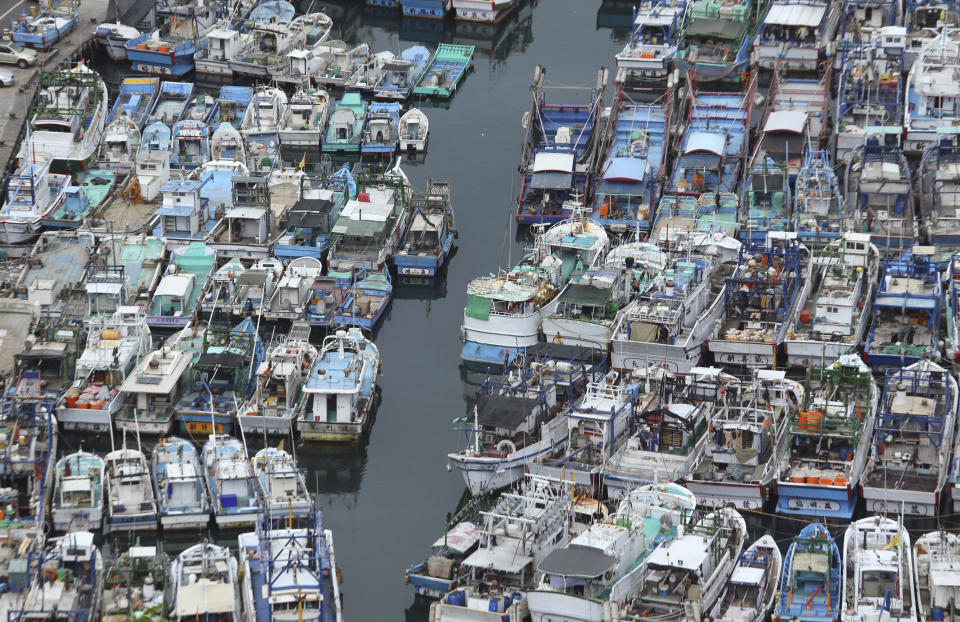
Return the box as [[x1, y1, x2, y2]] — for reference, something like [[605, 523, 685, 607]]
[[718, 352, 772, 365], [871, 500, 928, 515], [185, 421, 224, 435], [785, 498, 840, 512], [133, 63, 174, 75], [400, 267, 430, 276]]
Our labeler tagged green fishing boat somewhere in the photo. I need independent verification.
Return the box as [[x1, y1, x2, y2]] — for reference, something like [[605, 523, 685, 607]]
[[412, 44, 475, 98]]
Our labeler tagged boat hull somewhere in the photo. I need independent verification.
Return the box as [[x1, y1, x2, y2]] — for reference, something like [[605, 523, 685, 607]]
[[106, 512, 157, 533], [860, 483, 939, 516], [462, 311, 541, 348], [459, 341, 523, 371], [298, 420, 366, 442], [776, 481, 857, 519], [160, 511, 210, 530], [452, 0, 515, 23], [178, 412, 232, 436], [784, 339, 856, 367], [526, 591, 603, 622], [540, 318, 610, 350], [58, 404, 114, 432], [0, 221, 40, 245], [52, 506, 102, 532], [683, 479, 767, 511], [707, 339, 778, 368], [213, 511, 258, 528], [236, 414, 295, 436], [115, 417, 173, 436]]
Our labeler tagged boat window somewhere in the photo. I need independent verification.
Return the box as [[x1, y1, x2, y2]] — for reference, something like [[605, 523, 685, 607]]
[[860, 570, 897, 598]]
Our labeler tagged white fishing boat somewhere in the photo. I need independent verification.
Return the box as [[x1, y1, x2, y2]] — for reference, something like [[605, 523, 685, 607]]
[[152, 435, 210, 530], [684, 369, 805, 511], [622, 507, 748, 621], [238, 336, 318, 436], [104, 447, 158, 532], [452, 0, 517, 23], [169, 542, 241, 622], [861, 359, 959, 516], [210, 121, 247, 165], [841, 516, 918, 622], [913, 530, 960, 621], [95, 21, 140, 60], [784, 232, 879, 367], [710, 534, 783, 622], [279, 87, 331, 147], [264, 257, 324, 320], [99, 114, 141, 170], [615, 0, 687, 78], [240, 86, 288, 168], [526, 483, 697, 622], [202, 434, 260, 528], [115, 347, 193, 436], [0, 158, 70, 244], [52, 450, 104, 532], [400, 107, 429, 151], [252, 445, 313, 512], [11, 531, 104, 621], [905, 28, 960, 153], [57, 307, 151, 432]]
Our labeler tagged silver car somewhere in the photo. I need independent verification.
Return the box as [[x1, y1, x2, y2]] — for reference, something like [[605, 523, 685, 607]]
[[0, 69, 13, 87], [0, 42, 38, 68]]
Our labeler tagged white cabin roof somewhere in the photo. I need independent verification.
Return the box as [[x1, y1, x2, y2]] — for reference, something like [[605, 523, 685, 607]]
[[764, 110, 808, 134], [173, 583, 236, 616], [432, 522, 482, 554], [757, 370, 787, 380], [464, 540, 532, 573], [646, 535, 709, 570], [533, 152, 575, 174], [765, 2, 827, 27], [339, 198, 393, 223], [155, 275, 193, 297], [731, 566, 766, 585]]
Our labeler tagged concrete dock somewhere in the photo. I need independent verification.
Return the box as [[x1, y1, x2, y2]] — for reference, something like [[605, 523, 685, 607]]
[[0, 0, 111, 173]]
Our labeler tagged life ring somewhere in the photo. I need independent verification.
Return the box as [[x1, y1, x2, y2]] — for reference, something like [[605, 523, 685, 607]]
[[496, 440, 516, 455], [506, 302, 516, 312]]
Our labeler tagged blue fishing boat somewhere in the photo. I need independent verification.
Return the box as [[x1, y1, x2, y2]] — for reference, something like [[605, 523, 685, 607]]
[[774, 522, 841, 622], [412, 43, 475, 97], [516, 67, 604, 225], [333, 269, 393, 330], [401, 0, 451, 18], [202, 434, 260, 528], [673, 0, 766, 82], [238, 507, 343, 621], [140, 120, 172, 152], [362, 101, 401, 154], [375, 45, 431, 99], [147, 80, 194, 126], [753, 0, 841, 70], [182, 93, 219, 125], [216, 86, 253, 130], [244, 0, 296, 26], [298, 327, 381, 443], [10, 0, 78, 51], [174, 317, 264, 435], [845, 128, 916, 256], [274, 165, 355, 263], [794, 149, 844, 248], [107, 77, 161, 129], [152, 436, 211, 530], [838, 0, 898, 52], [667, 90, 752, 195], [741, 156, 792, 245], [104, 448, 158, 532], [125, 0, 222, 76], [0, 382, 56, 532], [615, 0, 688, 81], [591, 102, 668, 233], [406, 521, 481, 598], [863, 248, 942, 367], [394, 179, 456, 278], [919, 129, 960, 264], [170, 120, 210, 170]]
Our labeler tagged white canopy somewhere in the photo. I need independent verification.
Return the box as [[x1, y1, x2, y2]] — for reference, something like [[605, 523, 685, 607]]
[[533, 152, 575, 173], [765, 2, 827, 26], [764, 110, 808, 134]]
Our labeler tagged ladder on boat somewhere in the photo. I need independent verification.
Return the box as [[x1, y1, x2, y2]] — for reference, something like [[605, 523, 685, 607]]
[[287, 320, 311, 344]]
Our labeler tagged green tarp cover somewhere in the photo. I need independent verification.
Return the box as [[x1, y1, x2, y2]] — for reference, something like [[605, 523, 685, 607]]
[[560, 284, 610, 307], [466, 294, 490, 320]]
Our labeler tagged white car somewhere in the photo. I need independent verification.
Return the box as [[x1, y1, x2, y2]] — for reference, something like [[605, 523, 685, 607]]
[[0, 69, 13, 87]]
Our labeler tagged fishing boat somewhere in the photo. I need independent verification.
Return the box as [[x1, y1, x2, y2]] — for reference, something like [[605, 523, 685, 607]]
[[241, 86, 288, 170], [650, 192, 742, 246], [840, 516, 918, 622], [263, 257, 323, 321], [140, 119, 172, 154], [175, 317, 263, 436], [430, 476, 577, 622], [845, 128, 916, 255], [609, 247, 726, 373], [170, 120, 210, 170], [540, 265, 631, 349], [107, 77, 161, 129], [0, 159, 70, 245], [451, 0, 517, 23], [95, 21, 140, 60], [146, 81, 193, 126], [10, 0, 78, 51], [9, 531, 103, 620], [402, 0, 451, 18], [753, 0, 841, 70], [622, 507, 748, 621], [58, 307, 151, 432], [323, 92, 367, 153], [147, 242, 216, 330], [152, 436, 210, 530], [707, 232, 810, 368], [104, 447, 158, 532], [201, 434, 260, 527], [169, 543, 241, 622], [332, 269, 392, 330], [308, 40, 373, 89], [919, 128, 960, 263], [279, 87, 331, 148], [215, 86, 253, 130], [102, 543, 166, 621], [125, 0, 220, 76], [774, 355, 878, 518], [861, 359, 958, 516], [835, 29, 905, 163], [399, 107, 429, 151], [591, 102, 669, 233], [394, 179, 455, 278], [115, 347, 194, 435], [345, 51, 399, 94], [17, 63, 109, 171], [413, 43, 475, 97], [527, 483, 698, 622], [784, 233, 879, 366], [52, 450, 104, 532], [757, 71, 832, 176], [252, 445, 313, 511], [903, 0, 955, 68], [709, 535, 783, 622], [614, 0, 688, 80], [298, 327, 381, 443], [863, 248, 941, 367], [793, 150, 845, 248], [238, 506, 343, 622], [62, 168, 115, 223], [231, 259, 283, 316], [183, 93, 219, 125], [99, 115, 141, 170], [905, 29, 960, 153], [210, 121, 247, 166], [516, 67, 605, 225], [913, 531, 960, 620], [673, 0, 765, 82], [198, 257, 244, 317], [230, 11, 334, 80], [740, 155, 792, 246], [406, 521, 482, 599], [375, 45, 431, 99], [839, 0, 899, 49], [684, 369, 803, 511], [135, 147, 171, 202], [774, 522, 842, 622], [666, 89, 752, 196], [362, 101, 401, 154]]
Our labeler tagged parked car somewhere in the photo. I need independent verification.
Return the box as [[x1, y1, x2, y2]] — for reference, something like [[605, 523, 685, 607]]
[[0, 42, 38, 68], [0, 69, 13, 87]]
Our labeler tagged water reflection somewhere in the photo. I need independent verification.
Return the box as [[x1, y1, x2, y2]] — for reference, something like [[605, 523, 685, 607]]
[[596, 0, 636, 32]]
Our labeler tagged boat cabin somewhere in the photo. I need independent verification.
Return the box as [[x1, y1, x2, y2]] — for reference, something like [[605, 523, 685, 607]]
[[86, 265, 128, 316], [157, 179, 211, 239], [135, 149, 171, 202], [205, 28, 244, 61]]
